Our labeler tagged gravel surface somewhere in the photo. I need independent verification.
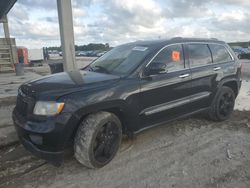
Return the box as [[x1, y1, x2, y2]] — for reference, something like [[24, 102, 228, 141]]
[[1, 111, 250, 188]]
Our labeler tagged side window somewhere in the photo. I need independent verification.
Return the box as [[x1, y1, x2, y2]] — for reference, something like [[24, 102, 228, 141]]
[[188, 44, 212, 67], [209, 44, 232, 63], [151, 44, 185, 72]]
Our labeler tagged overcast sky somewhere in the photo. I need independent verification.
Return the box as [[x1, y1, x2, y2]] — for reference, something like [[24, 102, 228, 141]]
[[1, 0, 250, 49]]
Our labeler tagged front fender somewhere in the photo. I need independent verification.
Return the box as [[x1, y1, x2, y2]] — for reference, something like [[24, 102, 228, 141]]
[[74, 99, 129, 119]]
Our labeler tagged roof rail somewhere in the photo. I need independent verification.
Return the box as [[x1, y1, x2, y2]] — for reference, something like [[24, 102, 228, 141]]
[[170, 37, 183, 40], [210, 38, 218, 41]]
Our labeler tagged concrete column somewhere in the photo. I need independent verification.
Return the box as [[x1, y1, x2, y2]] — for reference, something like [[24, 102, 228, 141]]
[[2, 15, 10, 39], [57, 0, 76, 71]]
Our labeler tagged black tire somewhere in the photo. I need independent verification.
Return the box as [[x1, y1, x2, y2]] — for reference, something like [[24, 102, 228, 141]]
[[238, 54, 242, 59], [208, 86, 235, 121], [74, 111, 122, 168]]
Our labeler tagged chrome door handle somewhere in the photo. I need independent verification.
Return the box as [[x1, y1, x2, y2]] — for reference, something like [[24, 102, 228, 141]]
[[213, 67, 221, 71], [179, 74, 190, 78]]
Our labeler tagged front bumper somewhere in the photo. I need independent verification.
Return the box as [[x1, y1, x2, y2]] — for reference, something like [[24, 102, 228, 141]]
[[19, 136, 63, 166], [12, 108, 79, 166]]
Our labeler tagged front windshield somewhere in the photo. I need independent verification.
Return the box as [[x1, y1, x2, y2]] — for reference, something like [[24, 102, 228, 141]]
[[88, 43, 149, 76]]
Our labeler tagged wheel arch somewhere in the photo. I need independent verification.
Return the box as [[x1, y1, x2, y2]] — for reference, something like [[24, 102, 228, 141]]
[[216, 76, 239, 97], [221, 80, 239, 97], [71, 100, 131, 140]]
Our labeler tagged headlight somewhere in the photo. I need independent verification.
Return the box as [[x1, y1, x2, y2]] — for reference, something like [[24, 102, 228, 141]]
[[33, 101, 65, 116]]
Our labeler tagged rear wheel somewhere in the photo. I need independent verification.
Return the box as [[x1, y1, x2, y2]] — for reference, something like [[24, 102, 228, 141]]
[[209, 86, 235, 121], [74, 111, 122, 168]]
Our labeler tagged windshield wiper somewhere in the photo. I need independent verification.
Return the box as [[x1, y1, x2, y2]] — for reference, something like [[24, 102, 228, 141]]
[[93, 65, 110, 74], [81, 65, 93, 71], [88, 66, 94, 71]]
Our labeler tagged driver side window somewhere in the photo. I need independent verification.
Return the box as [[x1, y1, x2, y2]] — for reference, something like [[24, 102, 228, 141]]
[[151, 44, 185, 72]]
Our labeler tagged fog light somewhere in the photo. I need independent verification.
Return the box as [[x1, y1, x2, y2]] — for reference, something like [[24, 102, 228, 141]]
[[29, 135, 43, 145]]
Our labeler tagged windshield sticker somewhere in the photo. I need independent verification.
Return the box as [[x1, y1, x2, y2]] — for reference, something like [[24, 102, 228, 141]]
[[172, 51, 181, 62], [133, 46, 148, 51]]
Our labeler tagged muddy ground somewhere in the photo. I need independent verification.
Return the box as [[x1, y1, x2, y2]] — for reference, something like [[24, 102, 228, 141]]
[[0, 58, 250, 188]]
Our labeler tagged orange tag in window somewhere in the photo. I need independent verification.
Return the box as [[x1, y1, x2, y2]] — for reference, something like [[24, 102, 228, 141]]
[[172, 51, 180, 62]]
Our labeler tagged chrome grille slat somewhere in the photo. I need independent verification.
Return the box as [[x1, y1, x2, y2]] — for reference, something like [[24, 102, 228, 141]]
[[16, 86, 36, 119]]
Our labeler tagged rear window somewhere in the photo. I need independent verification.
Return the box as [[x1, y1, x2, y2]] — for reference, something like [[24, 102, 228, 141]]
[[188, 44, 212, 67], [209, 44, 232, 63]]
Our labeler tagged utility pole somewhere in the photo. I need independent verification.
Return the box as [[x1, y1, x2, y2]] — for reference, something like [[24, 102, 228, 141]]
[[57, 0, 76, 71]]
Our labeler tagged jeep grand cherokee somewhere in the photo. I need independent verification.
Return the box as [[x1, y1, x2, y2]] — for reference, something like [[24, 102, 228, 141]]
[[13, 38, 242, 168]]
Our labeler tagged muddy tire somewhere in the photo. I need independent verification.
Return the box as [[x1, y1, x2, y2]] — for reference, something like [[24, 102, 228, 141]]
[[74, 111, 122, 168], [208, 86, 235, 121]]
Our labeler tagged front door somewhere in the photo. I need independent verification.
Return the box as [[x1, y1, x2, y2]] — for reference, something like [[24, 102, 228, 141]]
[[138, 44, 193, 129]]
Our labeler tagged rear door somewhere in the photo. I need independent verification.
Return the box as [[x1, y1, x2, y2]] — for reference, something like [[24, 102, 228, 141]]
[[208, 44, 235, 82], [185, 43, 215, 111]]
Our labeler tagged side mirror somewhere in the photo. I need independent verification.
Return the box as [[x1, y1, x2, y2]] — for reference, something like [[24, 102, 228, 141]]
[[145, 62, 167, 76]]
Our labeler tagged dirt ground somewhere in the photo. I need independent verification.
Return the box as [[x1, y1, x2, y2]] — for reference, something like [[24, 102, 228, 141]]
[[0, 59, 250, 188], [0, 111, 250, 188]]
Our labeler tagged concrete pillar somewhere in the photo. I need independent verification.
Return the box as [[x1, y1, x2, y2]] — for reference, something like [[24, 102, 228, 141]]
[[2, 15, 10, 39], [57, 0, 76, 71]]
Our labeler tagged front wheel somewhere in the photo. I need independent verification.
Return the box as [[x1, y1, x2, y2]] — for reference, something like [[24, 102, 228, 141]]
[[74, 111, 122, 168], [208, 86, 235, 121]]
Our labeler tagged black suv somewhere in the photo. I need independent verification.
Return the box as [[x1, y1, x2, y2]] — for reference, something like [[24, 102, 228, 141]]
[[13, 38, 242, 168]]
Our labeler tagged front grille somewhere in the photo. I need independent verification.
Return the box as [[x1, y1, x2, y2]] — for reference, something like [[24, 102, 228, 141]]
[[16, 92, 35, 120], [19, 84, 36, 98], [15, 85, 36, 119], [20, 85, 31, 96], [16, 96, 29, 117]]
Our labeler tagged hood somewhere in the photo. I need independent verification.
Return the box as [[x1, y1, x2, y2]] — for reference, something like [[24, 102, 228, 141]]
[[20, 70, 120, 99]]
